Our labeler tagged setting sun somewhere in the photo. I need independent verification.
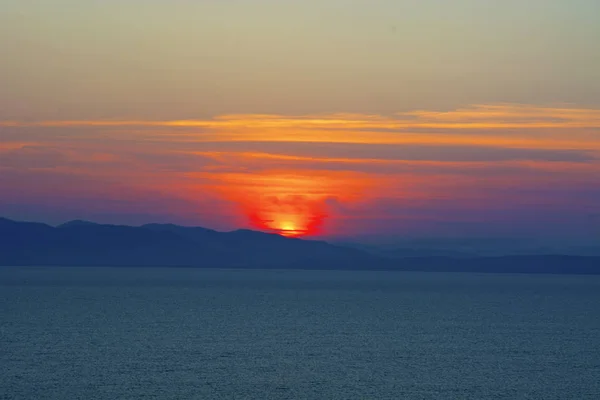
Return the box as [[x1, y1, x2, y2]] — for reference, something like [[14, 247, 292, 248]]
[[278, 221, 301, 237], [251, 208, 317, 237], [213, 171, 370, 237]]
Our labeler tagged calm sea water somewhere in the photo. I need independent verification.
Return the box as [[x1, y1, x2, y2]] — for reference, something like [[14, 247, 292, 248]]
[[1, 267, 599, 400]]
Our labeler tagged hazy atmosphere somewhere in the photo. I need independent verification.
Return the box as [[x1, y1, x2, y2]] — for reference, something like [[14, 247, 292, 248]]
[[2, 0, 599, 242], [3, 3, 600, 399]]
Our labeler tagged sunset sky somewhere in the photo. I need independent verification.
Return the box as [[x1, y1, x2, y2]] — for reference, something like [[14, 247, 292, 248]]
[[1, 0, 599, 241]]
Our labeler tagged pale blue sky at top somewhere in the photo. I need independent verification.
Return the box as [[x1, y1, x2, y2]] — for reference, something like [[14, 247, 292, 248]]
[[1, 0, 598, 119]]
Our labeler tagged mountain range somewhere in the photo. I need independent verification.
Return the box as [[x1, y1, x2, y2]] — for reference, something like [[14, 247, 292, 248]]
[[1, 217, 598, 274]]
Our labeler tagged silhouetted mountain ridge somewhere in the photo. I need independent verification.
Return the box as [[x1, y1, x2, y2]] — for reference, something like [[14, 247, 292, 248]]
[[58, 220, 101, 228], [335, 242, 478, 258], [0, 217, 374, 269], [0, 217, 598, 274]]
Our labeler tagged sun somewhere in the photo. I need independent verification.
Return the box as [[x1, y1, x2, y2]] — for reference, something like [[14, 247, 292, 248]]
[[242, 194, 327, 238], [215, 171, 363, 238], [278, 221, 301, 237], [280, 221, 296, 232]]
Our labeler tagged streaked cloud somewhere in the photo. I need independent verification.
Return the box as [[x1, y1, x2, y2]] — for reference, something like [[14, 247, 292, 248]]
[[3, 104, 599, 151], [1, 104, 599, 236], [5, 104, 600, 129]]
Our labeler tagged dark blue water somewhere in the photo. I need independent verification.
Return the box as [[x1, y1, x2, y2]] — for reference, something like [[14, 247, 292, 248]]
[[1, 267, 599, 399]]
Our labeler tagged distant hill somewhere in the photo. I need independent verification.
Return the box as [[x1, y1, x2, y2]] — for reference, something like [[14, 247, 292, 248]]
[[0, 217, 376, 269], [0, 217, 598, 274], [335, 242, 478, 259]]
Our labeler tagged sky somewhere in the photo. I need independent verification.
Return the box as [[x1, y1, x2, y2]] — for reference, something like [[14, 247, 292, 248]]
[[1, 0, 599, 242]]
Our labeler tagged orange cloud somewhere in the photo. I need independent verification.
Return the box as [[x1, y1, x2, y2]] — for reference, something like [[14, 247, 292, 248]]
[[4, 103, 600, 129], [2, 103, 599, 236], [3, 104, 599, 151]]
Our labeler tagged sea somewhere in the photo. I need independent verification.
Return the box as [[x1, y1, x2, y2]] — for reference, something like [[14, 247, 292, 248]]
[[1, 267, 599, 399]]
